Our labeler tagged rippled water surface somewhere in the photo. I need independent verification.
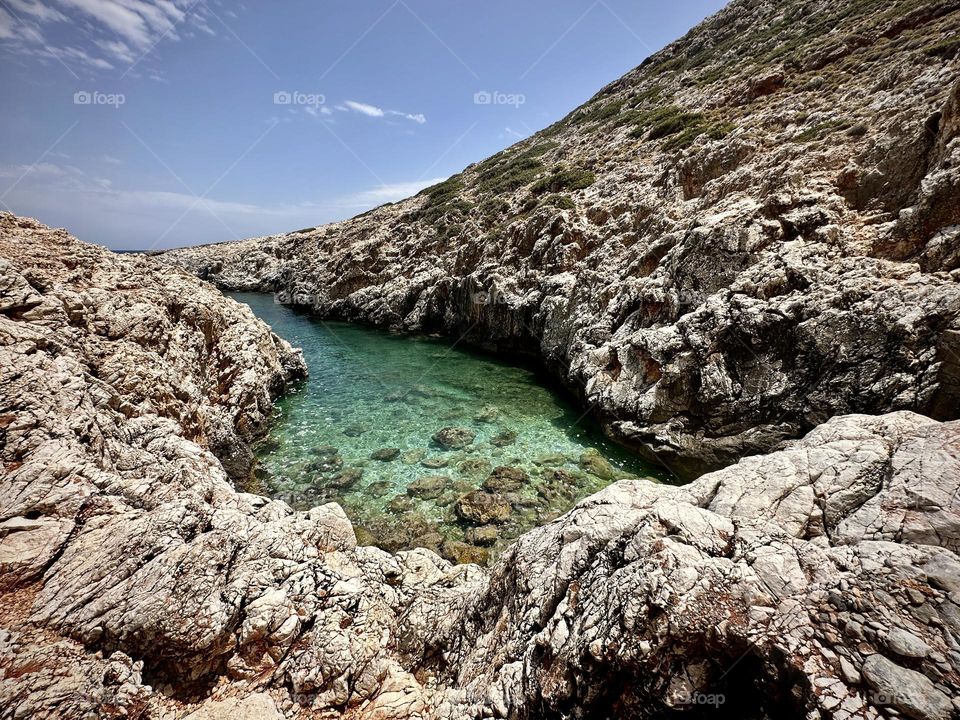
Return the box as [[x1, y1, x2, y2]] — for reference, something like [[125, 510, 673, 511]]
[[233, 293, 665, 563]]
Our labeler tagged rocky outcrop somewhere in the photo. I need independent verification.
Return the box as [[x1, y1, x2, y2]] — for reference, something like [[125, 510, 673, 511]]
[[0, 214, 306, 484], [5, 0, 960, 717], [3, 230, 960, 720], [161, 0, 960, 478]]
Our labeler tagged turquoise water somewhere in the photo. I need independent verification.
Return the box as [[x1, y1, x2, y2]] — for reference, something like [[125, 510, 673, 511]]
[[233, 293, 665, 564]]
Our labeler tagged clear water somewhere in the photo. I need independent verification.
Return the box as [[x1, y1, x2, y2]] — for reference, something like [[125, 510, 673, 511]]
[[232, 293, 666, 564]]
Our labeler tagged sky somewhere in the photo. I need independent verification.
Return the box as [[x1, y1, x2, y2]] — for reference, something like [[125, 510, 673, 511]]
[[0, 0, 727, 250]]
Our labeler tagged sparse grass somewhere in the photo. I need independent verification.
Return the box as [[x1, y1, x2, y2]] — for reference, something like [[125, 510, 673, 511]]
[[529, 166, 596, 194], [793, 119, 850, 143], [648, 110, 707, 140], [473, 141, 559, 194]]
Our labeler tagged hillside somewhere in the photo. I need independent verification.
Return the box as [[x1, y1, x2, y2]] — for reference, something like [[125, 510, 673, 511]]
[[163, 0, 960, 477]]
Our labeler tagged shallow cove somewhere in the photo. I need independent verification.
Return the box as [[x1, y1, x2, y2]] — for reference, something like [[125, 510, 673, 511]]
[[233, 292, 667, 563]]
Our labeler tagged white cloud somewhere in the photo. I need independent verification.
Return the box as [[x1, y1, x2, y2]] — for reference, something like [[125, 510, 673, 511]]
[[342, 100, 426, 124], [388, 110, 426, 124], [0, 8, 16, 40], [7, 0, 68, 23], [95, 37, 135, 63], [0, 0, 214, 73], [343, 100, 385, 118], [0, 161, 446, 249], [56, 0, 184, 48]]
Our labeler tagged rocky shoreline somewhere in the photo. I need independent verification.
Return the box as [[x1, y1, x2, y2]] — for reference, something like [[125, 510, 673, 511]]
[[3, 0, 960, 717], [2, 214, 960, 718], [162, 0, 960, 479]]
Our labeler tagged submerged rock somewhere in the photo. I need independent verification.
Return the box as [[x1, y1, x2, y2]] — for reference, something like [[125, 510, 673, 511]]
[[386, 495, 415, 514], [455, 490, 512, 525], [366, 480, 392, 497], [420, 456, 449, 469], [465, 525, 499, 547], [440, 540, 490, 566], [371, 447, 401, 461], [305, 450, 343, 475], [326, 467, 363, 489], [482, 466, 529, 493], [402, 448, 428, 465], [473, 405, 500, 423], [457, 458, 492, 479], [432, 426, 476, 450], [407, 475, 448, 500], [490, 429, 518, 447], [578, 448, 618, 481]]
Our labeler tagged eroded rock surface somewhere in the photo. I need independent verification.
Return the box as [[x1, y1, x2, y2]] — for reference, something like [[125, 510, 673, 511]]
[[1, 214, 958, 720], [162, 0, 960, 477]]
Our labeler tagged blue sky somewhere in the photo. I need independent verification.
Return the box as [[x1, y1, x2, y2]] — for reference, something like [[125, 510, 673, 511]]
[[0, 0, 726, 250]]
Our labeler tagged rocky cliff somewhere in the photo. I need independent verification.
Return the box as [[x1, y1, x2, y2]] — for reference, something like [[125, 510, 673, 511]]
[[2, 215, 959, 719], [4, 0, 960, 718], [162, 0, 960, 478]]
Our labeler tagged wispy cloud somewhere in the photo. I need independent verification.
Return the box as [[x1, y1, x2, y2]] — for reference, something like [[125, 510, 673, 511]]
[[342, 99, 426, 124], [57, 0, 186, 49], [343, 100, 385, 118], [0, 0, 217, 74], [388, 110, 426, 124], [0, 161, 444, 248], [0, 8, 16, 40]]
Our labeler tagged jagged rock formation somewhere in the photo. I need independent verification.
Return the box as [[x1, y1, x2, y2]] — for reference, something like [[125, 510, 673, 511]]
[[162, 0, 960, 477], [1, 214, 959, 719]]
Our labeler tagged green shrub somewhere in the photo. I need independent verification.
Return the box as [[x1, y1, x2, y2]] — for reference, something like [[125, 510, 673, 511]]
[[476, 157, 544, 194], [924, 38, 960, 59], [529, 166, 596, 194], [407, 177, 472, 224], [576, 100, 624, 125], [543, 194, 576, 210]]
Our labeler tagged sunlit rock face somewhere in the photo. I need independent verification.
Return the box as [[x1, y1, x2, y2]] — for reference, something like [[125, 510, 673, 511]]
[[2, 221, 959, 718], [3, 0, 960, 717], [162, 0, 960, 479]]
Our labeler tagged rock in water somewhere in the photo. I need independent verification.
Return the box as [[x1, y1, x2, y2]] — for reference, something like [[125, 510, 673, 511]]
[[432, 426, 476, 450], [455, 490, 512, 525], [407, 475, 448, 499], [482, 466, 529, 493], [465, 525, 499, 546], [371, 447, 401, 461]]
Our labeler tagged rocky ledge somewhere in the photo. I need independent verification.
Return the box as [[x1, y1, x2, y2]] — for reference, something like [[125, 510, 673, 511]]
[[2, 214, 959, 720], [162, 0, 960, 478]]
